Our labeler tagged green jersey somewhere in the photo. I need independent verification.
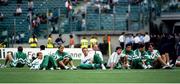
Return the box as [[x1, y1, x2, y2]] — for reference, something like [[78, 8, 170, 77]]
[[121, 49, 134, 60], [15, 51, 27, 60], [133, 49, 148, 60], [53, 50, 71, 60], [146, 50, 160, 60]]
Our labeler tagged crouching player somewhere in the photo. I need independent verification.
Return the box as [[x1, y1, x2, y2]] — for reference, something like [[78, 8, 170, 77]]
[[78, 47, 106, 70], [107, 47, 122, 70], [3, 46, 30, 68], [30, 52, 43, 70], [132, 43, 148, 69], [146, 43, 172, 69], [120, 44, 134, 69], [53, 45, 76, 70]]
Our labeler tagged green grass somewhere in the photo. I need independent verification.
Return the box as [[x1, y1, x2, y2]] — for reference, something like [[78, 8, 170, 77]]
[[0, 60, 180, 83]]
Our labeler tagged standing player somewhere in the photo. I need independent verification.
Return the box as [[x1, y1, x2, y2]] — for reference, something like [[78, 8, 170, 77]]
[[120, 44, 134, 69], [146, 43, 172, 69], [3, 46, 30, 68], [107, 47, 122, 70], [53, 45, 76, 70]]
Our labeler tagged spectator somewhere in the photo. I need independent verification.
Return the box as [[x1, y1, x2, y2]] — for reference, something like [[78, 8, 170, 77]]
[[17, 0, 22, 4], [69, 34, 75, 48], [90, 35, 98, 48], [126, 11, 129, 31], [29, 34, 38, 48], [47, 34, 54, 48], [119, 32, 125, 49], [55, 34, 65, 47], [65, 0, 72, 18], [28, 0, 34, 12], [133, 33, 140, 50], [139, 33, 144, 43], [14, 5, 22, 16], [0, 0, 8, 5], [0, 12, 4, 21], [81, 36, 88, 48], [81, 19, 86, 30], [144, 32, 150, 47]]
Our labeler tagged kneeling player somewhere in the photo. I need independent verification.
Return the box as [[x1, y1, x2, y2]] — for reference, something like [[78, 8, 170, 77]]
[[79, 47, 105, 70], [54, 45, 76, 70]]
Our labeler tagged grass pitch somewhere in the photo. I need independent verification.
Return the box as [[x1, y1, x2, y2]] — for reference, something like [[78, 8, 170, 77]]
[[0, 60, 180, 83]]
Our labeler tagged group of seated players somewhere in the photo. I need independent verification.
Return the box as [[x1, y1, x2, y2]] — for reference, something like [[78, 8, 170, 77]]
[[1, 43, 175, 70]]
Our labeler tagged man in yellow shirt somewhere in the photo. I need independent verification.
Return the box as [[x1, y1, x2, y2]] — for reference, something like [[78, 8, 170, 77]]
[[81, 36, 88, 48], [29, 34, 38, 48], [90, 36, 97, 48], [47, 34, 54, 48]]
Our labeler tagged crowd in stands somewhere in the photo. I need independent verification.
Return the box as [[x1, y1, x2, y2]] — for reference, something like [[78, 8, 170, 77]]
[[0, 0, 8, 6], [0, 12, 4, 21]]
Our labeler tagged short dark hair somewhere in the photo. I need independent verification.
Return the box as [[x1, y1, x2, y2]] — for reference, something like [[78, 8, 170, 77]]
[[70, 35, 73, 38], [126, 43, 132, 48], [147, 43, 154, 48], [115, 46, 122, 51], [40, 45, 46, 50], [59, 34, 62, 37], [17, 46, 23, 52], [138, 43, 145, 48]]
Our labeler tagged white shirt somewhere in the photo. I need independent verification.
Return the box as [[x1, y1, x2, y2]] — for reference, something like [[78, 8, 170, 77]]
[[119, 35, 125, 43], [16, 8, 22, 13], [40, 50, 49, 60], [31, 58, 43, 69], [144, 34, 150, 43], [65, 1, 72, 9], [81, 54, 93, 64], [107, 52, 121, 67], [134, 36, 140, 43]]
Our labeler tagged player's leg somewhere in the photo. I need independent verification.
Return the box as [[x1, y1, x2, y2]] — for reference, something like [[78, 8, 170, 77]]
[[93, 54, 106, 70], [49, 56, 58, 69], [132, 59, 142, 69], [4, 53, 13, 66], [165, 53, 170, 65], [67, 57, 77, 70], [146, 59, 153, 69], [40, 56, 49, 70], [57, 57, 69, 69]]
